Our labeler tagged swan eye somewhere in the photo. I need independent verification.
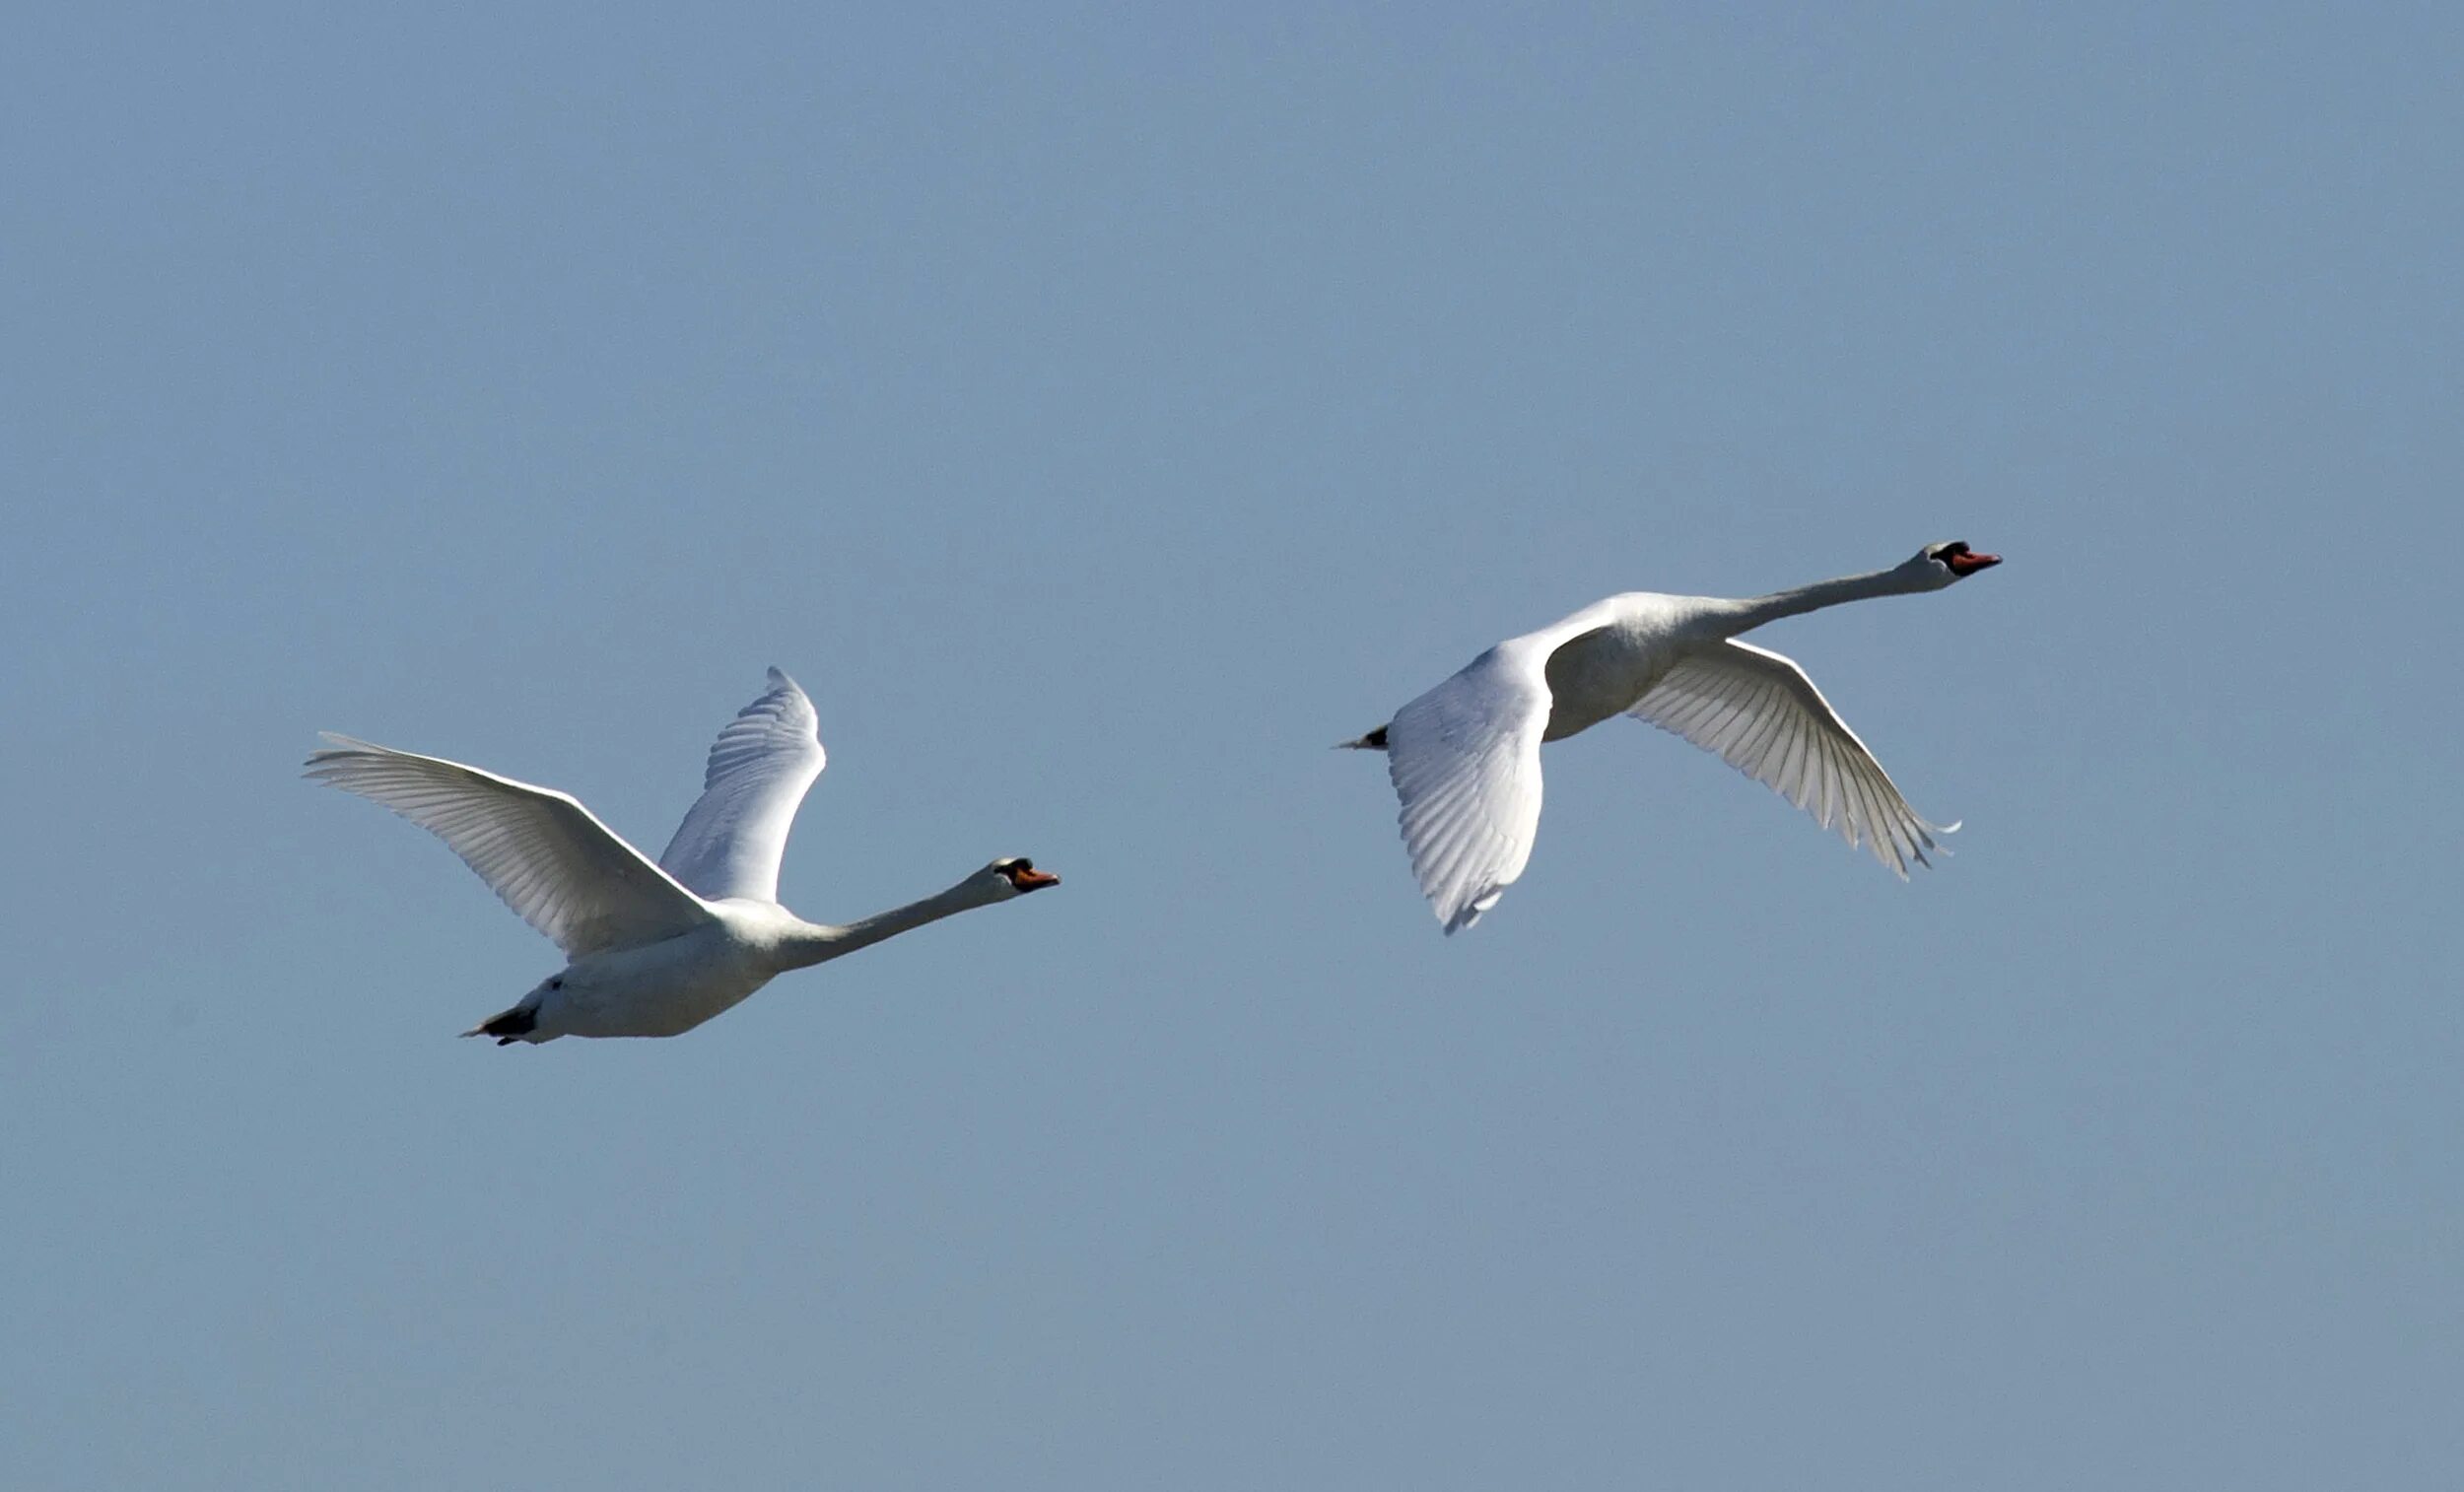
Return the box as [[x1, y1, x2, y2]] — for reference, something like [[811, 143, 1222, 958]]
[[1012, 858, 1034, 872]]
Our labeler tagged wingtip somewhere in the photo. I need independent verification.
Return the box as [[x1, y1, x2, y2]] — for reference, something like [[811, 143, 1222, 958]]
[[1906, 819, 1957, 872], [303, 732, 359, 774], [1437, 889, 1499, 935], [303, 731, 393, 778]]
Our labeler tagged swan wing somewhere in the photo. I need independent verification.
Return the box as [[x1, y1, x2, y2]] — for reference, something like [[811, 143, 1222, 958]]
[[1628, 639, 1953, 877], [1384, 637, 1560, 933], [306, 736, 718, 956], [656, 668, 827, 904]]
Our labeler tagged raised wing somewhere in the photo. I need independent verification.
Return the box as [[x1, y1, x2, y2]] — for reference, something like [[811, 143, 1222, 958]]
[[306, 735, 717, 956], [656, 668, 827, 904], [1384, 639, 1557, 933], [1629, 640, 1953, 877]]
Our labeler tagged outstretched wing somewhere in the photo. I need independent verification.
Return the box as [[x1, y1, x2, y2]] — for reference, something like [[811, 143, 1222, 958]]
[[1384, 638, 1558, 934], [306, 736, 717, 956], [1628, 640, 1954, 877], [656, 667, 827, 904]]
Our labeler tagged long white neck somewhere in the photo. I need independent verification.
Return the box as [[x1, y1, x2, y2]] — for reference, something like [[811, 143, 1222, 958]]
[[1713, 564, 1934, 637], [778, 874, 1002, 971]]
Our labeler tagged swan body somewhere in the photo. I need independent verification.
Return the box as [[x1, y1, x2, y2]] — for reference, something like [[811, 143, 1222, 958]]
[[307, 669, 1060, 1042], [1348, 541, 2002, 933]]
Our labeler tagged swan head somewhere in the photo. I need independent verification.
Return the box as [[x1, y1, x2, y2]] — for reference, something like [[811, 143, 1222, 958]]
[[1912, 539, 2001, 586], [984, 856, 1061, 899]]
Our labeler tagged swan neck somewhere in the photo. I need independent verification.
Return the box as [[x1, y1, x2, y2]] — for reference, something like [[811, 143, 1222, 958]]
[[780, 876, 996, 969], [1720, 566, 1925, 634]]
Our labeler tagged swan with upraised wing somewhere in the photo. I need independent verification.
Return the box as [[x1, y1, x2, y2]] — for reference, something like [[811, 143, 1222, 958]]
[[308, 668, 1059, 1042]]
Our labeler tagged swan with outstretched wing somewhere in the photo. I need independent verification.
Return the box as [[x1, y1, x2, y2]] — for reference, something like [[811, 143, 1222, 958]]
[[1346, 542, 2002, 933], [308, 669, 1059, 1042]]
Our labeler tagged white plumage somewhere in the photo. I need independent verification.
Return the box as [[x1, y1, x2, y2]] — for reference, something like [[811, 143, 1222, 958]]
[[304, 736, 716, 958], [308, 669, 1060, 1042], [656, 669, 828, 904], [1628, 640, 1949, 876], [1350, 541, 2002, 933]]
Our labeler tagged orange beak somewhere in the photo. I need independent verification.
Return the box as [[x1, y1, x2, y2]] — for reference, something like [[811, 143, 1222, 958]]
[[1946, 550, 2001, 576], [1012, 867, 1061, 891]]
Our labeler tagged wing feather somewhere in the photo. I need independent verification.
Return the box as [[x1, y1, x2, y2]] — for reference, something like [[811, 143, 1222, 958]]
[[656, 668, 827, 904], [1383, 640, 1558, 933], [1629, 640, 1953, 878], [305, 736, 715, 956]]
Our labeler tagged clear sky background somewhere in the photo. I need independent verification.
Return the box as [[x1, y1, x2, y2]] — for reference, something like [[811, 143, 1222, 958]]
[[5, 4, 2460, 1487]]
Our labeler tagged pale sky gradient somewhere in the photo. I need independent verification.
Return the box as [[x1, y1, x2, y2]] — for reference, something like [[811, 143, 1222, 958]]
[[5, 5, 2461, 1488]]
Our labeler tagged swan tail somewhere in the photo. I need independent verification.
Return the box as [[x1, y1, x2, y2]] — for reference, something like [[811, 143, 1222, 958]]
[[461, 1001, 541, 1047], [1335, 724, 1391, 751]]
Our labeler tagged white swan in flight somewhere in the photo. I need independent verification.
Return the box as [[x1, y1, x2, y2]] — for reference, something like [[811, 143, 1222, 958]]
[[307, 668, 1060, 1042], [1344, 541, 2002, 933]]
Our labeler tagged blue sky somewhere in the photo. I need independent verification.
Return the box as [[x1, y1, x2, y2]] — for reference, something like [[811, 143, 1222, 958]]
[[5, 4, 2460, 1487]]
